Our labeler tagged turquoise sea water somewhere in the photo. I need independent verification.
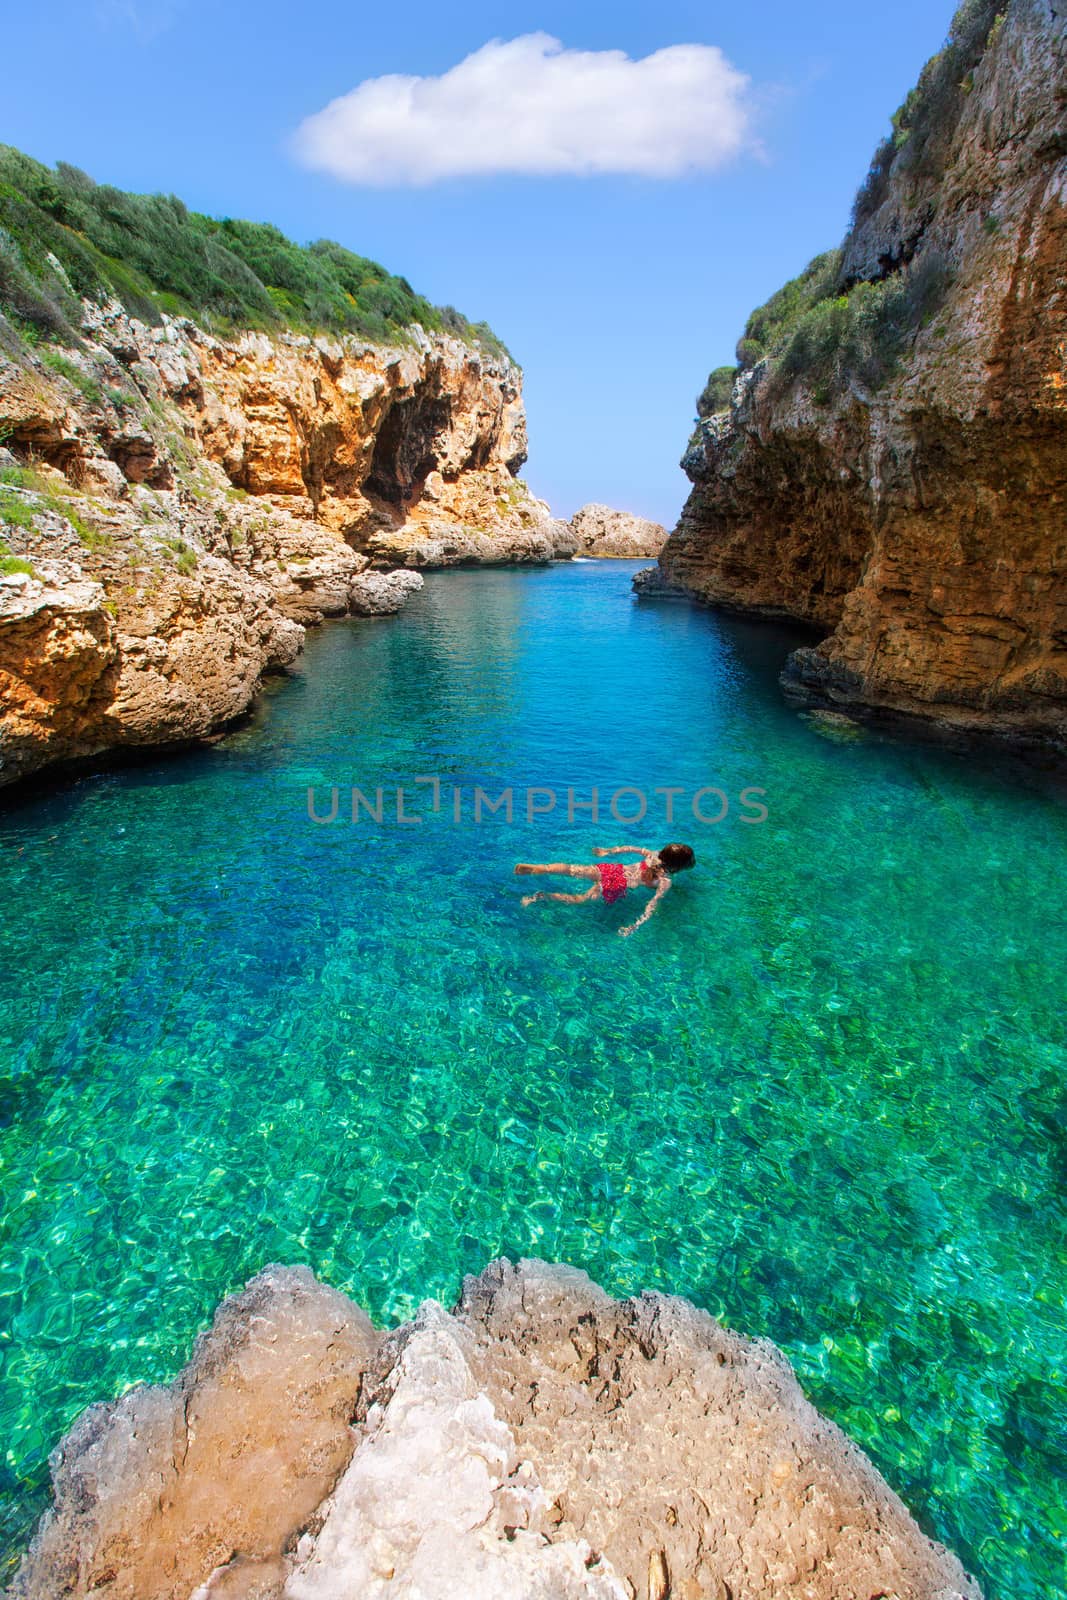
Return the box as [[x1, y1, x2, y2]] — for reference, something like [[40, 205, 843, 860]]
[[0, 561, 1064, 1594]]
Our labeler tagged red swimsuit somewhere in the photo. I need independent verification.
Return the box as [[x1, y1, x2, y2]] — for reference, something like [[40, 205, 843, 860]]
[[597, 862, 628, 903]]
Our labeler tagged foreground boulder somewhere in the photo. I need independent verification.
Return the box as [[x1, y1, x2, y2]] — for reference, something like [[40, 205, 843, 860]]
[[12, 1259, 981, 1600], [10, 1267, 376, 1600]]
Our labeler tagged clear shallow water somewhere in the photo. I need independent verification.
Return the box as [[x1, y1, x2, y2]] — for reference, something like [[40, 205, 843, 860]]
[[0, 561, 1065, 1595]]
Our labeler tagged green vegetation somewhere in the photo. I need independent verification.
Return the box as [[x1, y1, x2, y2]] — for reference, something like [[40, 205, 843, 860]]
[[695, 246, 954, 412], [493, 477, 532, 516], [0, 145, 510, 357], [0, 476, 41, 573], [164, 536, 198, 575], [770, 252, 954, 393], [851, 0, 1005, 228], [39, 348, 103, 405], [736, 252, 843, 371], [691, 252, 850, 418], [69, 510, 111, 550], [0, 547, 36, 576], [0, 488, 36, 531], [0, 462, 109, 548], [695, 366, 736, 418]]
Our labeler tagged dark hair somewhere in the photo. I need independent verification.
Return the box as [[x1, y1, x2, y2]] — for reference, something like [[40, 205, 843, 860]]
[[658, 842, 696, 873]]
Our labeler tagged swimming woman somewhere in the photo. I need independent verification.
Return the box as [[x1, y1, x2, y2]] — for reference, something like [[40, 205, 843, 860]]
[[514, 842, 696, 937]]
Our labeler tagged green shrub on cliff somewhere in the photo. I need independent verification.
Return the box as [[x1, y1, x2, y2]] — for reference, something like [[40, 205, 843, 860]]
[[736, 252, 843, 370], [851, 0, 1005, 227], [0, 464, 109, 548], [0, 146, 510, 357], [696, 367, 736, 417], [691, 0, 993, 419], [0, 538, 36, 576], [701, 246, 954, 410], [39, 349, 103, 405], [165, 537, 198, 576], [0, 489, 36, 531], [774, 250, 954, 394]]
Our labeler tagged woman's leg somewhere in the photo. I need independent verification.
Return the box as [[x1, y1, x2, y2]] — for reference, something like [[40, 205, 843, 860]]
[[521, 885, 600, 908], [515, 862, 598, 879]]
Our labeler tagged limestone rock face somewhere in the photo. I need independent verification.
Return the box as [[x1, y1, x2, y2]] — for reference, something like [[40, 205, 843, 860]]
[[0, 564, 118, 786], [568, 503, 668, 558], [0, 304, 549, 787], [0, 496, 305, 787], [650, 0, 1067, 754], [134, 319, 552, 559], [12, 1258, 981, 1600]]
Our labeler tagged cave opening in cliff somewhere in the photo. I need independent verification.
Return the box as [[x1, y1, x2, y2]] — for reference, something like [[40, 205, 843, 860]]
[[365, 394, 455, 508]]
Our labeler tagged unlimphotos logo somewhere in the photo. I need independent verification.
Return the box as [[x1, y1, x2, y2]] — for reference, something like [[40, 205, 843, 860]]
[[306, 778, 769, 827]]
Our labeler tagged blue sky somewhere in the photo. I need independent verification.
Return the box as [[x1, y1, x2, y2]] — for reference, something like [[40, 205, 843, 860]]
[[4, 0, 953, 524]]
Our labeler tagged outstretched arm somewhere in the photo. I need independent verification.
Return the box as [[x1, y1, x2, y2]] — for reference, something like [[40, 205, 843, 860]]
[[593, 844, 653, 857], [619, 877, 670, 938]]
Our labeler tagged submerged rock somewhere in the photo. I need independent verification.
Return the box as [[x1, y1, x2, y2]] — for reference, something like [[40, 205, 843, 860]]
[[799, 709, 871, 744], [11, 1258, 982, 1600]]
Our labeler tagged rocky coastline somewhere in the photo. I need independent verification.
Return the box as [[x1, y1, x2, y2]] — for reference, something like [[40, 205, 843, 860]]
[[642, 0, 1066, 758], [10, 1258, 981, 1600], [0, 304, 568, 791]]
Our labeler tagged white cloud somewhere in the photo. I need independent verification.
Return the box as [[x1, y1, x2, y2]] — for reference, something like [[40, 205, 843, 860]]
[[95, 0, 182, 39], [292, 34, 752, 186]]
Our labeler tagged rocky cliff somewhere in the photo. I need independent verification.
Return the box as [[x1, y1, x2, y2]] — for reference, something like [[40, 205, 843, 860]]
[[644, 0, 1066, 754], [0, 303, 563, 789], [10, 1258, 980, 1600]]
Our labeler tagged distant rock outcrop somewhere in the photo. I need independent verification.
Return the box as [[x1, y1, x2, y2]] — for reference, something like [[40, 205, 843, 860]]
[[12, 1258, 981, 1600], [569, 502, 667, 558]]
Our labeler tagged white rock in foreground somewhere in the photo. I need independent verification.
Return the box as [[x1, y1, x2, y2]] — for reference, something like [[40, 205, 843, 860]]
[[286, 1299, 625, 1600]]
